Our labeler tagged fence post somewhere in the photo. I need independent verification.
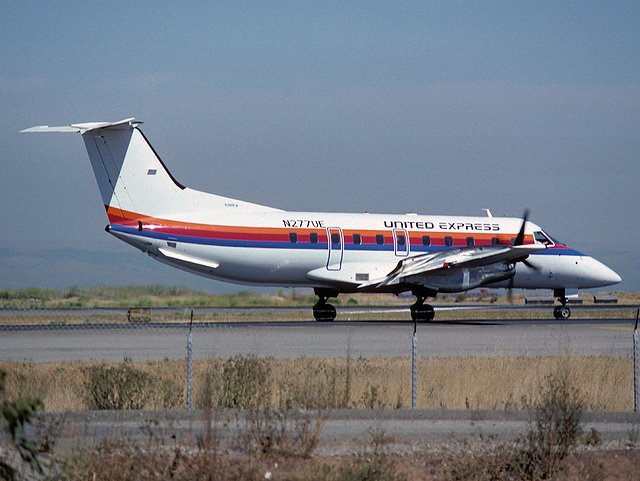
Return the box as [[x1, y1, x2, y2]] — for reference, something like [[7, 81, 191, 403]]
[[412, 320, 417, 410], [634, 309, 639, 413], [187, 309, 193, 411]]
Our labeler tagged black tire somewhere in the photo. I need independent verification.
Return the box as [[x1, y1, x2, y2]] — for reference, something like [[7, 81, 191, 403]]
[[553, 305, 571, 320], [313, 303, 336, 322], [410, 304, 435, 322]]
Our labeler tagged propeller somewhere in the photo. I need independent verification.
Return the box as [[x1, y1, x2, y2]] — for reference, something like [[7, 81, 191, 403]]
[[513, 208, 530, 246], [507, 208, 540, 304]]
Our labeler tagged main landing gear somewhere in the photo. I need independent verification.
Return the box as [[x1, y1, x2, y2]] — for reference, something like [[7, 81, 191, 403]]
[[313, 288, 338, 322], [553, 288, 571, 320], [311, 288, 436, 323], [410, 292, 435, 322]]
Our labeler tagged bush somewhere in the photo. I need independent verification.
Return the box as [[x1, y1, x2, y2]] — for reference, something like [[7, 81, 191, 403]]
[[0, 369, 43, 480], [275, 359, 346, 410], [235, 406, 326, 458], [518, 370, 584, 479], [335, 427, 404, 481], [218, 355, 270, 409], [443, 369, 585, 481], [196, 355, 271, 410], [84, 363, 152, 410]]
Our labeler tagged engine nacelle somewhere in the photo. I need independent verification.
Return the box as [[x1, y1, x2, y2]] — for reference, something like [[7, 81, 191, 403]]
[[411, 262, 514, 293]]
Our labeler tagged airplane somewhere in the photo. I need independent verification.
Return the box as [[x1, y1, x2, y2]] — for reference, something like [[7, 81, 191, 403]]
[[21, 118, 621, 322]]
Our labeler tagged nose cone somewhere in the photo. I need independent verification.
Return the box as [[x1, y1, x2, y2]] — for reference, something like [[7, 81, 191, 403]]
[[600, 264, 622, 286], [585, 257, 621, 287]]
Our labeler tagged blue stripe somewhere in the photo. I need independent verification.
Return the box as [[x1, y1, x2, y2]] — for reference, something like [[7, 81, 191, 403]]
[[531, 248, 584, 256]]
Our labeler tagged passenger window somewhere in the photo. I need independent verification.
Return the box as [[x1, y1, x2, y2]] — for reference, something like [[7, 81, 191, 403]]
[[353, 234, 362, 245], [310, 232, 318, 244], [445, 236, 453, 247], [466, 237, 474, 247], [422, 236, 431, 246], [331, 233, 341, 245], [491, 237, 500, 245], [376, 234, 384, 245], [397, 235, 406, 246], [289, 232, 298, 243]]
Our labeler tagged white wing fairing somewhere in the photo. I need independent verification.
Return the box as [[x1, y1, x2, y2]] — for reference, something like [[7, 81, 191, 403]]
[[21, 118, 622, 322]]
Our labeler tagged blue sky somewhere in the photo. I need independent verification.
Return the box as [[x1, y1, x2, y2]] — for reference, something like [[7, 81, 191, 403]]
[[1, 1, 639, 293]]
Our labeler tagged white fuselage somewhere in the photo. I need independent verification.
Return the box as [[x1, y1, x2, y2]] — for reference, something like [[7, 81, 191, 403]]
[[108, 209, 621, 293]]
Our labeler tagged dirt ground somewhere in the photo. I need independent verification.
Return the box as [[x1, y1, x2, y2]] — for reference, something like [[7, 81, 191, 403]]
[[245, 448, 640, 481], [392, 449, 640, 481]]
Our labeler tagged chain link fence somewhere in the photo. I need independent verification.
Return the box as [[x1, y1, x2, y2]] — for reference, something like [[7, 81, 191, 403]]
[[0, 306, 639, 413]]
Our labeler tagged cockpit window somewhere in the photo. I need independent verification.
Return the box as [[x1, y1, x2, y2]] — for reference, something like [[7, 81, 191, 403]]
[[534, 231, 565, 246], [534, 231, 553, 245], [547, 234, 565, 246]]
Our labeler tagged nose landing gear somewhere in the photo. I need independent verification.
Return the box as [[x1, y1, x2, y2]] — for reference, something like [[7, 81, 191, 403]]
[[553, 305, 571, 320], [553, 288, 571, 320]]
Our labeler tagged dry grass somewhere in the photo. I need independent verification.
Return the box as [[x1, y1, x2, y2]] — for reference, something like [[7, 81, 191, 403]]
[[0, 354, 635, 413]]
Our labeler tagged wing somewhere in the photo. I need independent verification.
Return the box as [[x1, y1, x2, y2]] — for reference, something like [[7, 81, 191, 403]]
[[359, 243, 545, 290], [306, 243, 545, 292]]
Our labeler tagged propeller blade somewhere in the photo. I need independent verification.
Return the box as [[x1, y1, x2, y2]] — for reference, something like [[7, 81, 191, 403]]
[[514, 208, 530, 246]]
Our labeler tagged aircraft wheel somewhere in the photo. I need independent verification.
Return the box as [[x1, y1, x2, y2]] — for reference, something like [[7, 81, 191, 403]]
[[411, 304, 435, 322], [313, 303, 336, 322], [553, 305, 571, 320]]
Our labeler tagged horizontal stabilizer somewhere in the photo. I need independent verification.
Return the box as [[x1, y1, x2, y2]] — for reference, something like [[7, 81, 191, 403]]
[[20, 118, 140, 134], [20, 125, 81, 133]]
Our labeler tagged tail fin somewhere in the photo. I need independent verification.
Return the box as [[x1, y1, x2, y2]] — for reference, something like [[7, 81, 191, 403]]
[[80, 119, 185, 217], [22, 118, 184, 218], [21, 118, 280, 224]]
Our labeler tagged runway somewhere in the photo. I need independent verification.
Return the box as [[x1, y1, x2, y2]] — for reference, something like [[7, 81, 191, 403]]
[[0, 314, 636, 363]]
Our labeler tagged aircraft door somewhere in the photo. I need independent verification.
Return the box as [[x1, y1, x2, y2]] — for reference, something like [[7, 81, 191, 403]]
[[393, 229, 409, 257], [326, 227, 343, 270]]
